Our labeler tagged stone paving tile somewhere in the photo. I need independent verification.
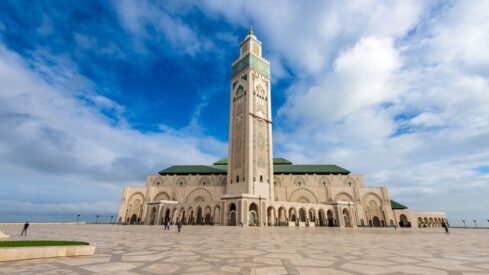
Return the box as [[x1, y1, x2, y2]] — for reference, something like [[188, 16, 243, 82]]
[[0, 225, 488, 274]]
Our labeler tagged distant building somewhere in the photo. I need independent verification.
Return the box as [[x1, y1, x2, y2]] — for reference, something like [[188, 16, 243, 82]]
[[118, 29, 446, 228]]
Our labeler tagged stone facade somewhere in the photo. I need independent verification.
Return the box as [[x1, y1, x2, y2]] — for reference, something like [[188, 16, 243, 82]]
[[118, 29, 447, 229]]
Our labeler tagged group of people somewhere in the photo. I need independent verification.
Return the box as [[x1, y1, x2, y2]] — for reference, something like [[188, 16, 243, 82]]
[[163, 218, 183, 232]]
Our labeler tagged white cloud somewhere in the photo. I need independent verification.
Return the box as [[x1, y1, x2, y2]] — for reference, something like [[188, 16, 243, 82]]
[[0, 43, 226, 214]]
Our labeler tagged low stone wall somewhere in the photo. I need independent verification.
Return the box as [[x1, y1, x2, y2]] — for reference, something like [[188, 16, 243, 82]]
[[0, 245, 95, 262]]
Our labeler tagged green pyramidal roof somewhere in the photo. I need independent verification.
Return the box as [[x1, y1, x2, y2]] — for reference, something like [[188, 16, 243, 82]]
[[391, 200, 408, 209], [159, 158, 350, 175]]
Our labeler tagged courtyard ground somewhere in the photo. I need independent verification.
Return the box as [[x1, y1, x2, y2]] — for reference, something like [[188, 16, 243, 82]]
[[0, 224, 488, 274]]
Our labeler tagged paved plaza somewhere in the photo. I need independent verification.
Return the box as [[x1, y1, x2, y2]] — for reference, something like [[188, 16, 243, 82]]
[[0, 224, 488, 274]]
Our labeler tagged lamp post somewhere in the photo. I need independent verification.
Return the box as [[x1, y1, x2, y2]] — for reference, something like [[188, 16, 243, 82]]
[[462, 220, 466, 227], [95, 215, 99, 224], [473, 219, 477, 228], [76, 214, 81, 223]]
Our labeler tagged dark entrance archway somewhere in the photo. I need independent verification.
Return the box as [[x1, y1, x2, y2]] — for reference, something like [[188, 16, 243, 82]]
[[373, 216, 381, 227], [130, 214, 137, 224], [327, 210, 334, 226], [249, 203, 259, 226], [228, 203, 237, 226]]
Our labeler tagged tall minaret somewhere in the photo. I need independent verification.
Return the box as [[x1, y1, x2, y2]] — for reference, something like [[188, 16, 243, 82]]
[[227, 28, 274, 200]]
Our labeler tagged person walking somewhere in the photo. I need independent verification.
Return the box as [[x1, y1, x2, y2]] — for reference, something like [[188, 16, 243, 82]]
[[177, 221, 182, 233], [166, 219, 171, 230], [20, 221, 29, 236]]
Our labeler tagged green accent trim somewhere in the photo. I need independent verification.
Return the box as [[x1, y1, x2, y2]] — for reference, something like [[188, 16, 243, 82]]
[[273, 158, 293, 165], [213, 158, 293, 165], [0, 241, 89, 248], [391, 200, 408, 209], [241, 74, 248, 81], [273, 164, 350, 174], [161, 158, 350, 175], [159, 165, 227, 175], [232, 53, 270, 78]]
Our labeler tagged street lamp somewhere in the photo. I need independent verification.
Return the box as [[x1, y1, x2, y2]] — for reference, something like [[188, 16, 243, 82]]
[[95, 215, 100, 224], [462, 220, 466, 227], [76, 214, 81, 223], [473, 219, 477, 228]]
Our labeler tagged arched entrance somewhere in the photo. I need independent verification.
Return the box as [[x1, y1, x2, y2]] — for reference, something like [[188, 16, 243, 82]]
[[130, 214, 137, 224], [327, 210, 334, 226], [204, 206, 212, 224], [308, 209, 316, 224], [267, 207, 275, 226], [372, 216, 381, 227], [299, 208, 306, 222], [197, 207, 203, 224], [228, 203, 237, 226], [289, 208, 297, 223], [164, 209, 171, 224], [249, 203, 259, 226], [278, 207, 287, 226], [149, 207, 157, 225], [343, 208, 351, 227], [213, 206, 221, 224], [188, 209, 194, 224], [180, 209, 186, 224], [399, 214, 410, 227], [318, 209, 325, 226]]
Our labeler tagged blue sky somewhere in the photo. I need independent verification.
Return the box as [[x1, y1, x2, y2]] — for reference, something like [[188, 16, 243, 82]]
[[1, 0, 489, 225]]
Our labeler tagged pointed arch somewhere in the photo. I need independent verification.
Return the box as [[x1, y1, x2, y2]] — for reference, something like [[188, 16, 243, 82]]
[[288, 188, 319, 204], [185, 188, 213, 203]]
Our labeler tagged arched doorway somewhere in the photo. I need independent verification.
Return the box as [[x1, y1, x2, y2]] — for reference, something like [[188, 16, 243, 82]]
[[130, 214, 137, 224], [228, 203, 237, 226], [164, 209, 171, 224], [267, 207, 275, 226], [327, 210, 334, 226], [149, 207, 157, 225], [309, 209, 316, 224], [318, 209, 326, 226], [278, 207, 287, 226], [188, 209, 194, 224], [213, 206, 221, 224], [372, 216, 381, 227], [204, 206, 212, 224], [299, 208, 306, 222], [197, 207, 203, 224], [289, 208, 297, 223], [180, 209, 186, 224], [343, 209, 351, 227], [399, 214, 409, 227], [249, 203, 259, 226]]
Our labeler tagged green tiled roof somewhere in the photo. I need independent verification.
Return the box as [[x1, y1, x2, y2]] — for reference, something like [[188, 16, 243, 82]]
[[273, 158, 293, 165], [213, 158, 293, 165], [391, 200, 408, 209], [160, 158, 350, 175], [274, 164, 349, 174], [159, 165, 227, 175]]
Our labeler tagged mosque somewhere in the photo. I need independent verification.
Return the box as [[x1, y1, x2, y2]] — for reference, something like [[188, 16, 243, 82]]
[[118, 29, 446, 229]]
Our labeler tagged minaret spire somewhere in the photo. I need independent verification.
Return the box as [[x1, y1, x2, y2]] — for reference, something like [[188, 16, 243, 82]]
[[248, 26, 254, 35]]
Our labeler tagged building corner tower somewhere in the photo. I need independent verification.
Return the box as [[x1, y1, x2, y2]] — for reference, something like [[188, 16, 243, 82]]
[[226, 28, 274, 202]]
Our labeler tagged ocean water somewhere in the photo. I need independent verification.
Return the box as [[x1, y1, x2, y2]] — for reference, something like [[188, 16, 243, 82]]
[[0, 213, 118, 223]]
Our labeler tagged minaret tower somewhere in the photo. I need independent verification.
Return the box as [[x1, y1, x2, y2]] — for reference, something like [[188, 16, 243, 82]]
[[226, 28, 274, 200]]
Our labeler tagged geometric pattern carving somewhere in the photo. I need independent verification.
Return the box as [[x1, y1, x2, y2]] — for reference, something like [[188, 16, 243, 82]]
[[185, 188, 213, 204], [288, 188, 319, 204]]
